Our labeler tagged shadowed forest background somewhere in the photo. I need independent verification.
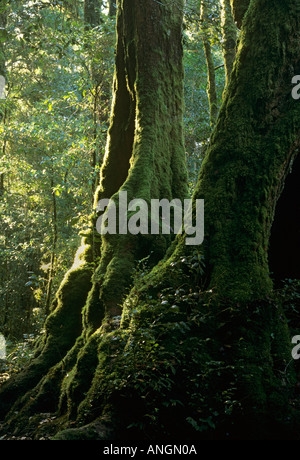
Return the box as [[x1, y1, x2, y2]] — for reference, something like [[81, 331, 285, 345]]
[[0, 0, 300, 441]]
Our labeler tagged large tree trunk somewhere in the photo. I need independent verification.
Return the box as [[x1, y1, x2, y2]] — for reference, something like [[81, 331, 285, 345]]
[[0, 0, 7, 193], [0, 0, 187, 434], [221, 0, 237, 88], [1, 0, 300, 441]]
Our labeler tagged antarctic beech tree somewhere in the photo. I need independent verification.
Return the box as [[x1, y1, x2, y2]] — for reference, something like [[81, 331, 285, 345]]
[[0, 0, 188, 436], [1, 0, 300, 441], [200, 0, 218, 127], [221, 0, 237, 87]]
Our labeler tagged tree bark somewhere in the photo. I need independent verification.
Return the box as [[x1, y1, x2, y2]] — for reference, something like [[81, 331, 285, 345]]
[[221, 0, 237, 88], [0, 0, 6, 78], [108, 0, 116, 17]]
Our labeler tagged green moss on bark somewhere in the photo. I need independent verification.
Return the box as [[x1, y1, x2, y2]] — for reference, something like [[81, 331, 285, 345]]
[[0, 0, 188, 431], [230, 0, 251, 28], [1, 0, 300, 441]]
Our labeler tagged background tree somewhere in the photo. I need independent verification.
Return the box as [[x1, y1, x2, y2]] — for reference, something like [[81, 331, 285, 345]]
[[230, 0, 250, 28], [0, 0, 7, 192]]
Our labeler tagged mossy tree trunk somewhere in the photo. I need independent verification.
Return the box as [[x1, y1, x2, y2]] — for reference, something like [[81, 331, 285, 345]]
[[0, 0, 6, 79], [155, 0, 300, 437], [200, 0, 218, 127], [1, 0, 300, 441], [0, 0, 188, 431], [221, 0, 237, 88], [0, 0, 7, 193], [196, 0, 300, 302], [44, 168, 58, 317]]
